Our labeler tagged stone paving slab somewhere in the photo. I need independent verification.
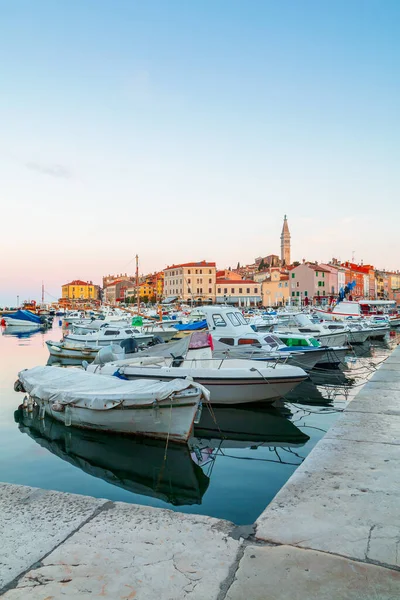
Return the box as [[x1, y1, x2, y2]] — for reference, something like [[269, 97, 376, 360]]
[[360, 380, 400, 391], [345, 388, 400, 415], [325, 411, 400, 445], [255, 437, 400, 567], [0, 483, 107, 591], [2, 501, 240, 600], [369, 369, 400, 382], [225, 545, 400, 600]]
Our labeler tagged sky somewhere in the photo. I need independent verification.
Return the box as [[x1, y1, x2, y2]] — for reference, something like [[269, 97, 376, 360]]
[[0, 0, 399, 305]]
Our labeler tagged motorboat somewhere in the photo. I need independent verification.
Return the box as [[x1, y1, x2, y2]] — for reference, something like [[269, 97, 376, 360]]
[[187, 306, 336, 371], [16, 407, 209, 505], [1, 309, 46, 328], [269, 332, 349, 369], [16, 366, 208, 443], [86, 331, 308, 405], [315, 300, 400, 327], [272, 312, 349, 347], [63, 325, 154, 348], [46, 340, 104, 361]]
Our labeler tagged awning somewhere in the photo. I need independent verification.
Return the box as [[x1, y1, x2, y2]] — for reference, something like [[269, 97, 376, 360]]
[[161, 296, 178, 305], [215, 296, 262, 304]]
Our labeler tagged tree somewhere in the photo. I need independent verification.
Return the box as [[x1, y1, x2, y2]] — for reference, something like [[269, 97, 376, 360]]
[[236, 262, 240, 270], [258, 259, 265, 271], [293, 261, 300, 267]]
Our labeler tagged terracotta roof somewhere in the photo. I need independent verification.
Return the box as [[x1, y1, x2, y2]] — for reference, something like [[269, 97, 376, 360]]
[[63, 280, 92, 286], [216, 279, 257, 284], [165, 261, 216, 270], [280, 275, 289, 281], [303, 263, 331, 273]]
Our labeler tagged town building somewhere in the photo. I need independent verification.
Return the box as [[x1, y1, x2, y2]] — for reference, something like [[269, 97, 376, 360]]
[[103, 273, 133, 288], [163, 261, 217, 303], [61, 280, 100, 301], [103, 279, 132, 304], [289, 262, 332, 304], [261, 269, 290, 306], [215, 278, 262, 306]]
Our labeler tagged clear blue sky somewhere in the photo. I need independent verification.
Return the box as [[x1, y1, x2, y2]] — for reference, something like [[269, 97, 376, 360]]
[[0, 0, 399, 304]]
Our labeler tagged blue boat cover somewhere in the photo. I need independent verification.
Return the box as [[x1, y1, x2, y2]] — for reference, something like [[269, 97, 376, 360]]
[[8, 310, 42, 324], [173, 320, 207, 331]]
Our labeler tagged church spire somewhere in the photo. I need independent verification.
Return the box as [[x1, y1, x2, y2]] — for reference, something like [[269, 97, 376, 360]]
[[280, 214, 291, 265]]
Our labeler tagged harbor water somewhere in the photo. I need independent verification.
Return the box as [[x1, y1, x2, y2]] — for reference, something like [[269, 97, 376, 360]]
[[0, 321, 397, 525]]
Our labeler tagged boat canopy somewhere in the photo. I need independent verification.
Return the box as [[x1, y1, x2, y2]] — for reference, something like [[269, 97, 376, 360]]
[[19, 366, 209, 408], [8, 310, 42, 324]]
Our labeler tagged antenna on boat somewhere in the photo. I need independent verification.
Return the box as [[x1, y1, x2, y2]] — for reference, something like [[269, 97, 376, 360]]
[[135, 254, 140, 314]]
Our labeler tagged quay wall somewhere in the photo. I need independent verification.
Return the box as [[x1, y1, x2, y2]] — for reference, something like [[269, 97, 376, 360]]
[[1, 348, 400, 599]]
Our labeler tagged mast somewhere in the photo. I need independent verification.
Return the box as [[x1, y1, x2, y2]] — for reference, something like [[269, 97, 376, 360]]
[[135, 254, 140, 314], [42, 281, 44, 304]]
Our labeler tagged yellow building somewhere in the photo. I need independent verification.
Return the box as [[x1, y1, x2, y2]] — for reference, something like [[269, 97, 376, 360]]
[[62, 280, 99, 300], [262, 270, 290, 306]]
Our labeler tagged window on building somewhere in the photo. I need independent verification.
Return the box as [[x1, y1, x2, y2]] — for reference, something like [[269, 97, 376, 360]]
[[188, 270, 191, 274], [200, 269, 202, 274], [296, 292, 300, 296], [188, 288, 191, 293], [291, 273, 295, 278], [246, 288, 250, 293], [217, 288, 221, 293], [304, 291, 308, 296], [231, 288, 235, 293], [224, 288, 228, 294], [254, 288, 258, 293], [292, 292, 295, 297], [209, 278, 212, 284], [209, 269, 212, 274], [209, 288, 212, 293], [322, 272, 325, 277], [284, 282, 288, 287], [239, 287, 243, 293], [315, 271, 319, 276], [200, 288, 203, 293], [297, 282, 299, 287], [188, 279, 191, 284], [195, 269, 198, 274]]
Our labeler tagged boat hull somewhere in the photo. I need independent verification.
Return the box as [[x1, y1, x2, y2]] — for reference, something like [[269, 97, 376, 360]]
[[2, 318, 41, 327], [105, 371, 306, 404], [46, 341, 100, 359], [26, 396, 200, 443]]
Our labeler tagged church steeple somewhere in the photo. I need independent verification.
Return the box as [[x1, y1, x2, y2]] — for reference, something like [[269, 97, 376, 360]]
[[280, 215, 291, 265]]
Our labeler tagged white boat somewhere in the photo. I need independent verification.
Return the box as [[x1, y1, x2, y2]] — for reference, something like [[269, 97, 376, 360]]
[[16, 366, 208, 443], [1, 309, 45, 328], [64, 325, 154, 348], [315, 300, 400, 326], [46, 340, 104, 360], [86, 332, 307, 405], [273, 313, 349, 347]]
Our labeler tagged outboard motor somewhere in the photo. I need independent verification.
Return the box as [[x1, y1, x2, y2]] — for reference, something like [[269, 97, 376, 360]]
[[120, 337, 138, 355], [148, 335, 165, 347]]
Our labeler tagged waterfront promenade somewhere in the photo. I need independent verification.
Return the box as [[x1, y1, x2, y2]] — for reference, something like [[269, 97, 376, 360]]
[[1, 348, 400, 599]]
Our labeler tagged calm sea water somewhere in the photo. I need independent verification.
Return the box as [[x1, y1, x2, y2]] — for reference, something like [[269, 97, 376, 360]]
[[0, 321, 396, 524]]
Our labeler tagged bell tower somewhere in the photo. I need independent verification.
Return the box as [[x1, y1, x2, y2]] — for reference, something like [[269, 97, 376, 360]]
[[280, 215, 291, 265]]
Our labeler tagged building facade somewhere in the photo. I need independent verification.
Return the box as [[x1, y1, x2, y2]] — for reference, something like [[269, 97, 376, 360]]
[[62, 280, 100, 301], [215, 279, 261, 306], [289, 263, 332, 304], [261, 269, 290, 306], [163, 261, 217, 303]]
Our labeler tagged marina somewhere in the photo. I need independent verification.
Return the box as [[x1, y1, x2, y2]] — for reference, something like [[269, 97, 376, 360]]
[[0, 316, 398, 527]]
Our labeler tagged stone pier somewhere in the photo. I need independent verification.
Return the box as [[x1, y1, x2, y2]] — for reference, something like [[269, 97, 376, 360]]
[[1, 347, 400, 599]]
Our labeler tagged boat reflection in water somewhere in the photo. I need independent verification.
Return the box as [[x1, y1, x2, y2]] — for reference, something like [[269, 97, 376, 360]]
[[15, 402, 309, 508], [15, 407, 209, 506], [1, 325, 44, 339]]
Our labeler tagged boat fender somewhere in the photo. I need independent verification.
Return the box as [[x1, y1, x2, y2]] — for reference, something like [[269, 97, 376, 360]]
[[51, 402, 64, 412]]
